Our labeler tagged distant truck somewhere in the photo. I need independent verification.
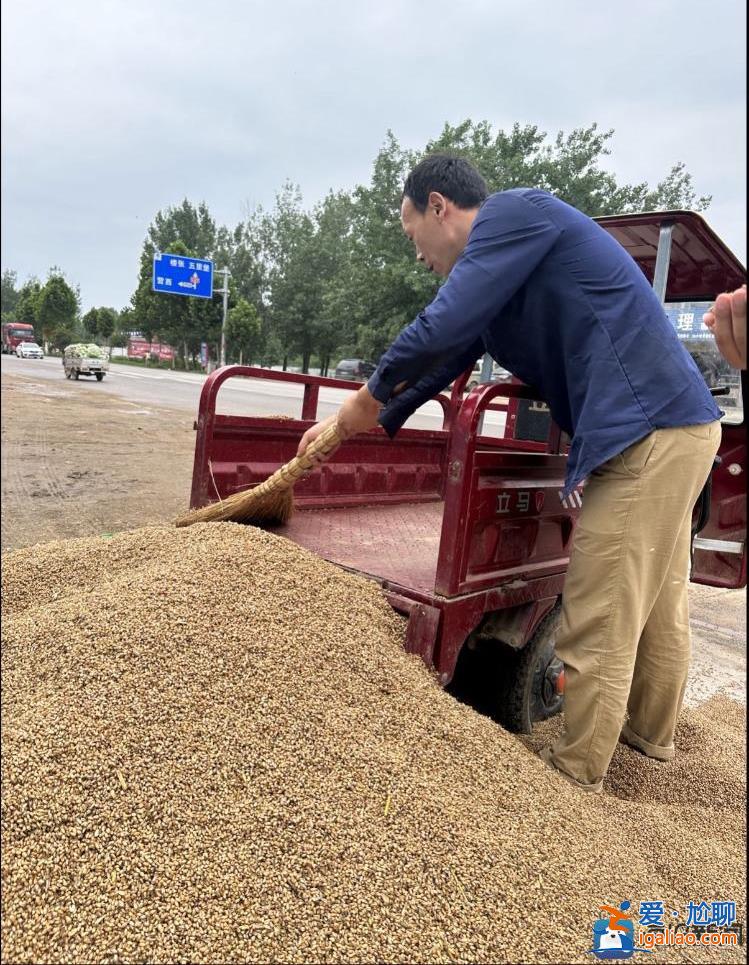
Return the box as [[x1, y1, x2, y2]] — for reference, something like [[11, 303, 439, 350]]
[[63, 344, 110, 381], [2, 322, 36, 354]]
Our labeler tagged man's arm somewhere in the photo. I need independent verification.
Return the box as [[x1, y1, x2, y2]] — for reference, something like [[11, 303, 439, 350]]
[[298, 192, 560, 456], [376, 338, 483, 436], [296, 384, 383, 459], [368, 192, 561, 407], [703, 285, 746, 370]]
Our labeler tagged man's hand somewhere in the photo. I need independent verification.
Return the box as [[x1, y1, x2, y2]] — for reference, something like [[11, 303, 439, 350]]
[[296, 385, 383, 463], [703, 285, 746, 370]]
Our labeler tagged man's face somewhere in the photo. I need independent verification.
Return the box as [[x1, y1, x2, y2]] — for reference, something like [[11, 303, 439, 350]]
[[400, 194, 468, 278]]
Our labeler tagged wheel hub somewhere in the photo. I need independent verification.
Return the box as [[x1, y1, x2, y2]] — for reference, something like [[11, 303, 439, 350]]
[[542, 657, 564, 707]]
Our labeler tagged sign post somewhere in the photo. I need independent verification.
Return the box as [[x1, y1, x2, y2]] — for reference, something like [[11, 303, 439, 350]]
[[214, 267, 231, 368]]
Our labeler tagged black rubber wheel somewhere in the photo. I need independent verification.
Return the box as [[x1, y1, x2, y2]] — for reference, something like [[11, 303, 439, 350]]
[[95, 373, 104, 381], [73, 369, 79, 380], [495, 605, 565, 734]]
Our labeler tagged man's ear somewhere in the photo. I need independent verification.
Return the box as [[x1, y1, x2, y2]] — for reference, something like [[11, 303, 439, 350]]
[[428, 191, 447, 220]]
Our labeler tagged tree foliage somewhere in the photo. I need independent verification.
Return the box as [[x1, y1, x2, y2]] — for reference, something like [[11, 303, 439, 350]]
[[36, 271, 79, 349], [226, 297, 262, 364], [4, 277, 43, 330], [82, 306, 118, 343], [1, 270, 20, 321], [7, 118, 715, 370], [257, 184, 359, 371], [130, 201, 225, 365]]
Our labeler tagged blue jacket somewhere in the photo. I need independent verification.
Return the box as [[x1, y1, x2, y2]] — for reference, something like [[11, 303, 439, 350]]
[[367, 189, 721, 495]]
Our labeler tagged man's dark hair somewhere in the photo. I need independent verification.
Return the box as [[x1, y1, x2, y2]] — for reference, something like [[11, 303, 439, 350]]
[[402, 154, 488, 212]]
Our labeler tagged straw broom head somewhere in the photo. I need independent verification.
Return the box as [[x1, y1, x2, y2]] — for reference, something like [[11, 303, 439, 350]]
[[175, 421, 342, 528]]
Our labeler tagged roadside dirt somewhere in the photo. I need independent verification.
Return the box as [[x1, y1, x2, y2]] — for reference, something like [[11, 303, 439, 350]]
[[1, 373, 195, 551]]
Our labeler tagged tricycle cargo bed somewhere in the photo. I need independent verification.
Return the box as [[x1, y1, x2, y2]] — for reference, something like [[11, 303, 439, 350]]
[[279, 454, 574, 599], [188, 365, 576, 684], [282, 500, 445, 596]]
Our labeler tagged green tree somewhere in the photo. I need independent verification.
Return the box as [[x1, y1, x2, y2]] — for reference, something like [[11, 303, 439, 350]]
[[150, 199, 218, 260], [110, 306, 134, 349], [82, 308, 100, 339], [423, 120, 711, 216], [344, 132, 439, 360], [226, 298, 262, 365], [311, 191, 357, 374], [261, 183, 320, 371], [1, 270, 20, 320], [258, 186, 361, 373], [130, 202, 224, 367], [121, 120, 711, 372], [335, 121, 711, 361], [48, 321, 81, 353], [36, 271, 79, 349], [212, 216, 269, 364], [14, 278, 43, 330], [95, 307, 117, 343], [257, 331, 284, 368], [215, 219, 267, 312], [82, 306, 117, 344]]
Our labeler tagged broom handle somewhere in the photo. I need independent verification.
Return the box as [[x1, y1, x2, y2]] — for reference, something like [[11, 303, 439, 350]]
[[251, 421, 342, 497]]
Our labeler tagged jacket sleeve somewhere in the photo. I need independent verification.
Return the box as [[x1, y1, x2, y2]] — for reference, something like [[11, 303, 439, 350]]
[[367, 191, 561, 407], [375, 338, 484, 437]]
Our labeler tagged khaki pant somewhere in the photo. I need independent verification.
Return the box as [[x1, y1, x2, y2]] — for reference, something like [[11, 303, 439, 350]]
[[549, 421, 722, 790]]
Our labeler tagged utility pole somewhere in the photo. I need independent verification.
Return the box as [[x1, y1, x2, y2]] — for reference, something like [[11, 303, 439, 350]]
[[478, 352, 493, 435], [215, 267, 231, 368]]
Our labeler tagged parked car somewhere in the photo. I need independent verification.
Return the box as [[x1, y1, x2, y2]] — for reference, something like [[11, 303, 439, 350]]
[[443, 361, 512, 395], [62, 344, 110, 381], [15, 342, 44, 359], [451, 360, 512, 392], [334, 358, 377, 382]]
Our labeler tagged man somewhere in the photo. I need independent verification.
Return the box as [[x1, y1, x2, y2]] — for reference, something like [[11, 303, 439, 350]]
[[298, 155, 722, 793]]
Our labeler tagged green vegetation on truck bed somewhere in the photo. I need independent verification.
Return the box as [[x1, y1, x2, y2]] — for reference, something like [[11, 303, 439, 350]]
[[64, 343, 108, 359]]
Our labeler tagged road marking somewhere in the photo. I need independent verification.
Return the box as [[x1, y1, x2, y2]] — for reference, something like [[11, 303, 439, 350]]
[[2, 357, 505, 425]]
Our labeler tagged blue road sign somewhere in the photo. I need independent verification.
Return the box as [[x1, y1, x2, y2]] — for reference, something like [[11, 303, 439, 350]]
[[153, 252, 214, 299]]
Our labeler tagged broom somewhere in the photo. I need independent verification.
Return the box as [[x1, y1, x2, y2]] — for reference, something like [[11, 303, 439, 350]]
[[174, 421, 342, 528]]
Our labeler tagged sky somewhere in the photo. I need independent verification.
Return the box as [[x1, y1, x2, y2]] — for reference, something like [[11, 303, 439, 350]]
[[1, 0, 746, 313]]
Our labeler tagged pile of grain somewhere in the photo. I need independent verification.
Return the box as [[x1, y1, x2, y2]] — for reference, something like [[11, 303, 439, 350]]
[[2, 524, 745, 964]]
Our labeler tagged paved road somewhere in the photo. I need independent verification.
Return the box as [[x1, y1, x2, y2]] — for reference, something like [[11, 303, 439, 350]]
[[1, 355, 508, 434]]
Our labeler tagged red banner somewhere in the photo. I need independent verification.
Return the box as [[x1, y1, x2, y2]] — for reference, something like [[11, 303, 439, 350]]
[[127, 338, 175, 361]]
